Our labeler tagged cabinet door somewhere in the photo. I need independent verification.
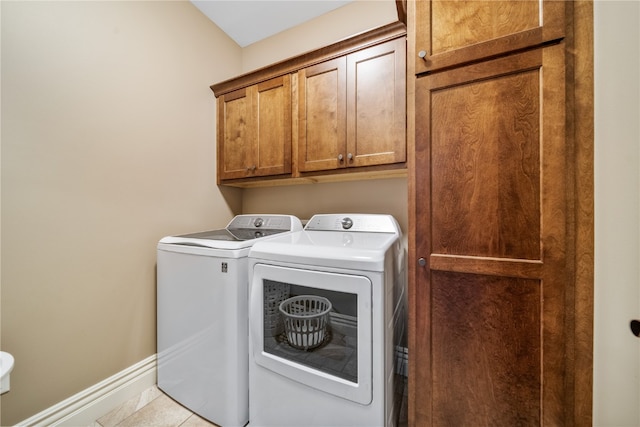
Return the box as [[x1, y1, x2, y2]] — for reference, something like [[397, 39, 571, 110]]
[[411, 44, 572, 426], [297, 57, 347, 173], [217, 87, 255, 181], [347, 38, 406, 167], [413, 0, 567, 74], [217, 76, 292, 182], [254, 75, 292, 177]]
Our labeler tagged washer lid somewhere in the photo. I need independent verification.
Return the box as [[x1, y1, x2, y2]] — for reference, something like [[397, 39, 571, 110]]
[[176, 227, 289, 241], [158, 215, 303, 250]]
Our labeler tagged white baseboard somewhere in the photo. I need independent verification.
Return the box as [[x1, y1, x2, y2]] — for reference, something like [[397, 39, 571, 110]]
[[17, 354, 157, 427]]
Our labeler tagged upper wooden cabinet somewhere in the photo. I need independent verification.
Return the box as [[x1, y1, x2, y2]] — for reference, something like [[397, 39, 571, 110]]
[[298, 38, 406, 173], [216, 75, 292, 182], [211, 22, 407, 186], [413, 0, 567, 74]]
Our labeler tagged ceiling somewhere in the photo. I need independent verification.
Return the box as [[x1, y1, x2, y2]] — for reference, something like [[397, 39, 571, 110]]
[[190, 1, 353, 47]]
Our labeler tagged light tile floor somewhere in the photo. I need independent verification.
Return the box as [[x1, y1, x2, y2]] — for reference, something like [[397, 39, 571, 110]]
[[91, 386, 218, 427], [92, 380, 408, 427]]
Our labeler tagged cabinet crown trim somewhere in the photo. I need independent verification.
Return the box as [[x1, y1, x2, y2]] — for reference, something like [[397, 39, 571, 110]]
[[211, 21, 406, 97]]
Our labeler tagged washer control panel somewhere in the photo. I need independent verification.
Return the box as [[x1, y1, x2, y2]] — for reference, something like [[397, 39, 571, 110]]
[[227, 215, 298, 231]]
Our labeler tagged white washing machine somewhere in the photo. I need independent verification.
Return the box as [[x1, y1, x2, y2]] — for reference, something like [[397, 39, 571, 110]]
[[247, 214, 406, 427], [157, 215, 303, 427]]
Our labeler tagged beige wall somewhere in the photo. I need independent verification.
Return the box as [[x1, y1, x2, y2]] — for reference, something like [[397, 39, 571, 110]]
[[593, 1, 640, 425], [0, 1, 242, 423], [242, 177, 407, 232]]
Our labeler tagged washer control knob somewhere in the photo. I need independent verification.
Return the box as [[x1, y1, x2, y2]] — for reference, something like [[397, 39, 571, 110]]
[[253, 217, 264, 228], [341, 217, 353, 230]]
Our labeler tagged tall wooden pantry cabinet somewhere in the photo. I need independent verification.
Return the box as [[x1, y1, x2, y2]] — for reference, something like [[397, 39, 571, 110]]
[[405, 1, 594, 426]]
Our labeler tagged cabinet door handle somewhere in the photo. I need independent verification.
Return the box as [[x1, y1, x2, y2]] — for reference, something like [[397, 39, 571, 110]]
[[418, 50, 428, 60], [247, 165, 256, 172], [338, 154, 344, 162], [347, 153, 353, 161], [418, 257, 426, 267]]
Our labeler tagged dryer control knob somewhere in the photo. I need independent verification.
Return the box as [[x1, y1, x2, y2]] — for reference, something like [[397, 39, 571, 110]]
[[253, 218, 264, 228], [341, 217, 353, 230]]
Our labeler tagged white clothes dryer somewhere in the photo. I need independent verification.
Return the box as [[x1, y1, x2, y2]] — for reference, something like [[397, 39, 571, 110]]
[[247, 214, 406, 427], [157, 215, 303, 427]]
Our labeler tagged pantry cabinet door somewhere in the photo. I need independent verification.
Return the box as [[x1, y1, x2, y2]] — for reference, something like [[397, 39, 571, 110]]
[[413, 0, 567, 74], [217, 88, 255, 181], [412, 44, 572, 426], [347, 38, 406, 168], [297, 57, 347, 172]]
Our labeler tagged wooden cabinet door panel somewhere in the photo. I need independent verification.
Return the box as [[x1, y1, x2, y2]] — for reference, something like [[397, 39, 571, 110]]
[[414, 0, 567, 74], [347, 38, 407, 167], [297, 57, 347, 172], [431, 272, 541, 426], [255, 75, 292, 177], [412, 44, 571, 426], [217, 88, 255, 181], [429, 66, 541, 260], [217, 76, 292, 182]]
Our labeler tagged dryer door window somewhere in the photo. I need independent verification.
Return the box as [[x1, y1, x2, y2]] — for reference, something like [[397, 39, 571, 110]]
[[250, 263, 373, 405]]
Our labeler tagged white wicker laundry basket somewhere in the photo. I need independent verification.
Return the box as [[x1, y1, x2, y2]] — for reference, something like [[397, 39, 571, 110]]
[[279, 295, 332, 350]]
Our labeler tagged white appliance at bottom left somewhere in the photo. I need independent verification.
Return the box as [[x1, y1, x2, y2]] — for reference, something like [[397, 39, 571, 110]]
[[157, 215, 302, 427]]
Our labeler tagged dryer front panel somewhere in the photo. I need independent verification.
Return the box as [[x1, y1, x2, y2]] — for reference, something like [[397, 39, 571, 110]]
[[250, 263, 373, 405]]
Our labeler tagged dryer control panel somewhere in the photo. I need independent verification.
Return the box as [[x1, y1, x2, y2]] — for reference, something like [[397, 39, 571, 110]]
[[304, 214, 400, 234]]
